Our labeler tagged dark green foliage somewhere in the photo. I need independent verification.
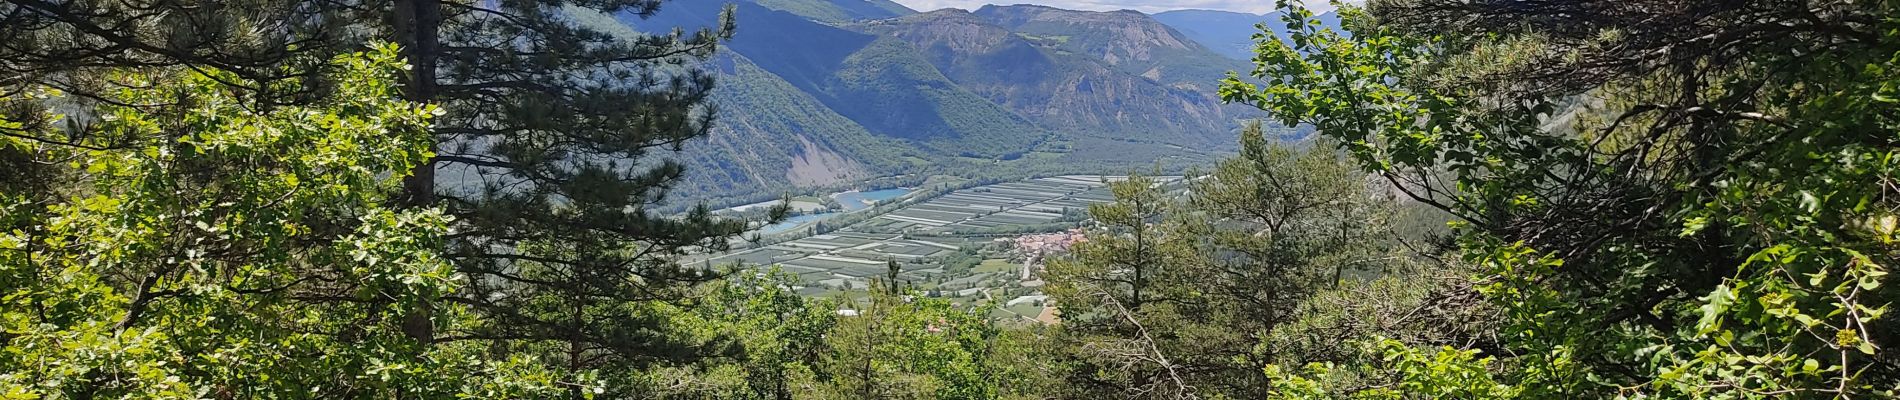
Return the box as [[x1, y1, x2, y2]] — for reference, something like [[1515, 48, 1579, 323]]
[[654, 268, 840, 398], [43, 0, 1900, 398], [387, 2, 770, 394], [1223, 0, 1900, 397], [1, 48, 577, 397], [0, 0, 780, 395], [1041, 127, 1416, 398], [816, 283, 1020, 400], [666, 269, 1052, 399], [0, 0, 357, 107], [940, 250, 984, 277]]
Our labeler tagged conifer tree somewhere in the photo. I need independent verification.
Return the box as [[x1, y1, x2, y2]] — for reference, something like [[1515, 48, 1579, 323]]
[[1042, 135, 1407, 398], [1043, 175, 1199, 398], [1, 0, 771, 394]]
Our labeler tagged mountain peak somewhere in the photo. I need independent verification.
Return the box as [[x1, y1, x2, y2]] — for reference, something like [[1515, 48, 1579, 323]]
[[619, 1, 1257, 201], [864, 6, 1017, 53], [969, 4, 1215, 74]]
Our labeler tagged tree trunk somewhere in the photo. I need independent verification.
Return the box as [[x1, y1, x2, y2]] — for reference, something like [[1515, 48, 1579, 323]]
[[392, 0, 441, 347], [568, 296, 587, 399]]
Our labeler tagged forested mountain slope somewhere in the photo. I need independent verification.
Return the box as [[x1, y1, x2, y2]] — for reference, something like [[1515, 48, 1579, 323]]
[[972, 4, 1241, 89], [856, 8, 1241, 148], [611, 1, 1262, 206]]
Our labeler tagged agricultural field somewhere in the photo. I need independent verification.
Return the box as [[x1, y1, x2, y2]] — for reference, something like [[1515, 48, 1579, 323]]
[[875, 176, 1113, 233], [699, 176, 1174, 296], [693, 175, 1180, 319]]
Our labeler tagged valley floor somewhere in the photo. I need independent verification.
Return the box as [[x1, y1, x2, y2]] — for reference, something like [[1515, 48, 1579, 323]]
[[695, 174, 1178, 322]]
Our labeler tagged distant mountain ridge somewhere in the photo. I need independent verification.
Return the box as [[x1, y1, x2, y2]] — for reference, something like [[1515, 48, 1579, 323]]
[[1151, 8, 1344, 61], [1150, 9, 1278, 60], [751, 0, 913, 23], [595, 0, 1272, 207], [856, 8, 1245, 146]]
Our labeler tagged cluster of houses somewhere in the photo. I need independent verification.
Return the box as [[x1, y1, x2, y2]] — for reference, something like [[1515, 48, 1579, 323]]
[[1002, 228, 1089, 281]]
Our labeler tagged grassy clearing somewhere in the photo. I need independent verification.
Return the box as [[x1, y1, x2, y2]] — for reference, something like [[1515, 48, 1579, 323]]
[[975, 259, 1017, 274]]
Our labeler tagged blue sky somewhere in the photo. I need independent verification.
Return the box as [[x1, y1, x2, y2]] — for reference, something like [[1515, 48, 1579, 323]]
[[886, 0, 1343, 14]]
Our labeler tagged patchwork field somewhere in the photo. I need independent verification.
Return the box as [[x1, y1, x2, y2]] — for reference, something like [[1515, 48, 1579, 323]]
[[874, 176, 1118, 233], [698, 175, 1179, 306]]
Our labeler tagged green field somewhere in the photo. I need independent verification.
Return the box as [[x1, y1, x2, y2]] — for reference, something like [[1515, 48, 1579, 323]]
[[976, 259, 1017, 274], [697, 175, 1179, 314]]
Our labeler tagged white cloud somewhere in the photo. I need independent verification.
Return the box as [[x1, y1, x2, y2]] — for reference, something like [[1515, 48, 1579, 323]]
[[888, 0, 1348, 15]]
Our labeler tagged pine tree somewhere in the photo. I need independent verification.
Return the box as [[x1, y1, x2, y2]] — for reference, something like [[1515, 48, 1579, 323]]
[[1042, 175, 1199, 398], [1166, 122, 1401, 394], [1042, 139, 1407, 398], [886, 257, 904, 296], [2, 0, 772, 395]]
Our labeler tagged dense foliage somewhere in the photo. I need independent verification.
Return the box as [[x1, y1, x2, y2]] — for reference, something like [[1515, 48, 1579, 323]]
[[1219, 0, 1900, 397], [0, 46, 569, 399], [4, 0, 1894, 398], [0, 0, 773, 397], [1040, 124, 1436, 399]]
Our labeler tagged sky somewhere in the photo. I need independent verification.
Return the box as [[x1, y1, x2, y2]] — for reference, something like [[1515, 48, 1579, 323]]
[[886, 0, 1341, 15]]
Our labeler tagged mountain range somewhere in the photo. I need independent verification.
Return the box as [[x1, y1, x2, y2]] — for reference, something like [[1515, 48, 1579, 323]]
[[1150, 9, 1343, 61], [588, 1, 1323, 207]]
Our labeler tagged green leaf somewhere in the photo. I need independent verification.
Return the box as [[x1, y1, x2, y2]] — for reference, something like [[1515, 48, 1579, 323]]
[[1680, 215, 1711, 237], [1696, 283, 1734, 336]]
